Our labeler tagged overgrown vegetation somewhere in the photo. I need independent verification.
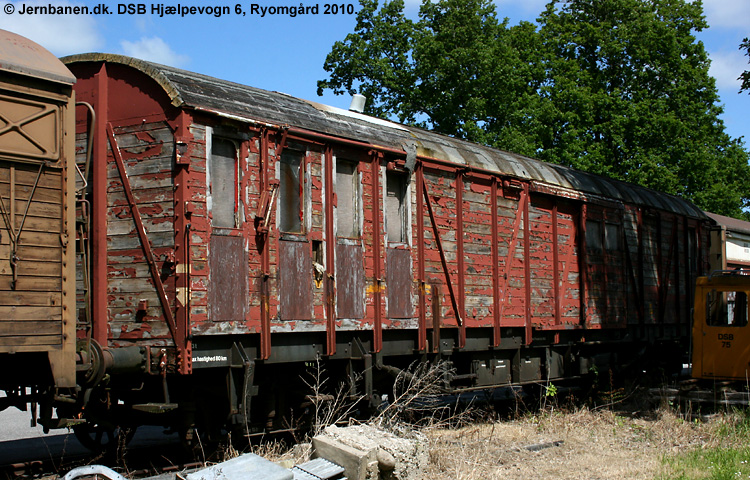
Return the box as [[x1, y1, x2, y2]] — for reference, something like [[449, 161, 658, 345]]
[[232, 362, 750, 480], [658, 410, 750, 480]]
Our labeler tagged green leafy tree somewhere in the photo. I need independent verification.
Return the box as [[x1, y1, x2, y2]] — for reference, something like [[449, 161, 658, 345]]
[[741, 37, 750, 93], [317, 0, 542, 153], [318, 0, 750, 218], [317, 0, 416, 122], [534, 0, 750, 217]]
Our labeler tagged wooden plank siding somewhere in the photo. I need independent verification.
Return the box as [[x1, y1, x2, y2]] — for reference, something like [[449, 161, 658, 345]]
[[0, 66, 76, 388], [0, 162, 65, 345], [105, 123, 176, 338], [58, 55, 712, 369]]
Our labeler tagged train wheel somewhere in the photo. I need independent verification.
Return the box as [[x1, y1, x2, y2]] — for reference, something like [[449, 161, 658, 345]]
[[73, 385, 137, 454], [73, 422, 137, 454]]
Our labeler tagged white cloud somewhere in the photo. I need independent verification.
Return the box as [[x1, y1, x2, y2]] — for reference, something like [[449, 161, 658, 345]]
[[0, 0, 102, 55], [119, 37, 189, 67], [702, 0, 750, 29], [708, 50, 746, 91]]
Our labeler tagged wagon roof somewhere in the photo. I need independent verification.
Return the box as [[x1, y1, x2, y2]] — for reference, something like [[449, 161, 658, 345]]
[[1, 29, 75, 84], [706, 212, 750, 236], [62, 53, 706, 219]]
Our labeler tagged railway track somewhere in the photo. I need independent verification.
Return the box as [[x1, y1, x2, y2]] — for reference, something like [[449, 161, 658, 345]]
[[0, 427, 199, 480]]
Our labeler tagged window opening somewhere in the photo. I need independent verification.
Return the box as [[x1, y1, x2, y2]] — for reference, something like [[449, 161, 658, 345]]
[[279, 150, 304, 234], [209, 137, 237, 228], [706, 290, 748, 327], [604, 223, 620, 251], [585, 220, 602, 253], [688, 228, 697, 275], [336, 159, 359, 239], [385, 171, 408, 244]]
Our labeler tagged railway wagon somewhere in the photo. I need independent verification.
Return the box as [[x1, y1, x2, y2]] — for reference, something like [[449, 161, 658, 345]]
[[57, 53, 710, 438], [0, 30, 77, 405], [3, 45, 712, 443]]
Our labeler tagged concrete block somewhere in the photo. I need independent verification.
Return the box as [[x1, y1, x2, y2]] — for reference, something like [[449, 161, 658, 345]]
[[313, 425, 428, 480], [312, 435, 371, 480]]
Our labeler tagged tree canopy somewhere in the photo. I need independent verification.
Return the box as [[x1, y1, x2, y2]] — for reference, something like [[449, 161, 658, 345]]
[[318, 0, 750, 219], [741, 37, 750, 93]]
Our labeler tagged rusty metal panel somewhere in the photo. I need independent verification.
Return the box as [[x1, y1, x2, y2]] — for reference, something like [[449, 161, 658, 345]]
[[209, 235, 248, 322], [386, 247, 412, 319], [279, 240, 312, 320], [336, 242, 364, 319]]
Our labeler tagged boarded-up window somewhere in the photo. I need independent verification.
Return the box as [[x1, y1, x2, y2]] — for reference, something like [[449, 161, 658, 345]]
[[387, 248, 412, 318], [209, 137, 237, 228], [605, 223, 620, 251], [209, 236, 248, 321], [385, 171, 408, 244], [336, 160, 359, 238], [279, 150, 304, 233], [279, 240, 313, 320], [585, 220, 602, 253], [688, 228, 697, 275]]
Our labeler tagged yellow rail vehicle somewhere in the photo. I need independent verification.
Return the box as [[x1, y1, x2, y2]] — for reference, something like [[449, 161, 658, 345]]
[[692, 271, 750, 381]]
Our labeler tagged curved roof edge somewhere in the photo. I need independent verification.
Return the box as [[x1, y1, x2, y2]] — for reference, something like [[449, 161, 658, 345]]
[[60, 53, 708, 221], [60, 53, 184, 107], [0, 29, 75, 84]]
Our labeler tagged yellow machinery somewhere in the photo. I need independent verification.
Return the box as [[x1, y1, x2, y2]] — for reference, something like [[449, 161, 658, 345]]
[[692, 270, 750, 381]]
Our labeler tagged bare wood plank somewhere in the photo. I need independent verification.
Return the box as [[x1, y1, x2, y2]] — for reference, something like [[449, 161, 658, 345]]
[[105, 156, 174, 179], [5, 201, 62, 219], [0, 276, 61, 291], [0, 232, 62, 248], [0, 260, 61, 277], [0, 167, 62, 189], [113, 122, 174, 136], [0, 305, 62, 320], [0, 291, 61, 306], [0, 335, 61, 346], [108, 190, 173, 206], [108, 277, 162, 294], [0, 245, 61, 262], [107, 173, 173, 191], [10, 216, 62, 234], [107, 231, 174, 251], [0, 185, 62, 204], [107, 218, 175, 236], [0, 321, 60, 336]]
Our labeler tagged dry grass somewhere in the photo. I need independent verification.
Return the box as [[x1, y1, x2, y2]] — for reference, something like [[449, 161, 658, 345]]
[[423, 407, 720, 480], [214, 360, 750, 480]]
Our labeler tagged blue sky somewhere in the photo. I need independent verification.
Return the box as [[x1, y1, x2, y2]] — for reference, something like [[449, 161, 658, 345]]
[[2, 0, 748, 146]]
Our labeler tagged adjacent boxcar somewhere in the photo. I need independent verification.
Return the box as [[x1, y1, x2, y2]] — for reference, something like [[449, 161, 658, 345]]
[[24, 52, 708, 439], [0, 30, 77, 396]]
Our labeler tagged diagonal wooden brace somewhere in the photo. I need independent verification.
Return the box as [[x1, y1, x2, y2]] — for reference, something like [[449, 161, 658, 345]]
[[106, 123, 186, 371]]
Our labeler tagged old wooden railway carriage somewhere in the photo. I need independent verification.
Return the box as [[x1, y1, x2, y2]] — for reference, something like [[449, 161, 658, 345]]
[[0, 31, 77, 394], [2, 45, 712, 441]]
